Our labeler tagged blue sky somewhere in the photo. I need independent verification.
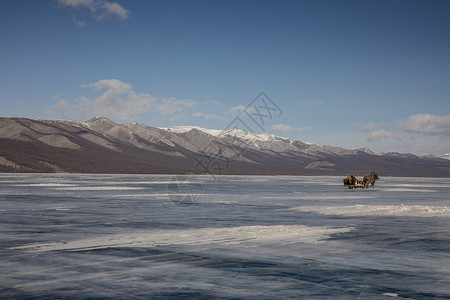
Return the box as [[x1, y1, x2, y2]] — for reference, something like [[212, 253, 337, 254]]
[[1, 0, 449, 155]]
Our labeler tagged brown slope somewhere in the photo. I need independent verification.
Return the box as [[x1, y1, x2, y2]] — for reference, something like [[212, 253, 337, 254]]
[[0, 117, 194, 173]]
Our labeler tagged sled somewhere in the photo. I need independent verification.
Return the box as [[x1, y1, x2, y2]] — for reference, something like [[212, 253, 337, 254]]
[[344, 182, 366, 189]]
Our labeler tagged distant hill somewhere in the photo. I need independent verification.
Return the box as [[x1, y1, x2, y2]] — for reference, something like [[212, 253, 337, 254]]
[[1, 117, 450, 177]]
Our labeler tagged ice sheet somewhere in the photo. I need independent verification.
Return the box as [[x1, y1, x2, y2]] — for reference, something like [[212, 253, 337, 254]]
[[1, 174, 450, 299]]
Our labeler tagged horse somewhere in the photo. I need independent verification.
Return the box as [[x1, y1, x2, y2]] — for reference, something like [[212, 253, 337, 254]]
[[362, 171, 379, 188], [343, 175, 357, 186]]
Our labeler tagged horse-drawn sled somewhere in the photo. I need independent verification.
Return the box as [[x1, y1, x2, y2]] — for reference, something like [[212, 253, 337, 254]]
[[343, 172, 379, 189]]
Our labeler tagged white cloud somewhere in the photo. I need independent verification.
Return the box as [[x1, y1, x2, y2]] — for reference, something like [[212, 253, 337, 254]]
[[367, 113, 450, 144], [271, 123, 310, 133], [295, 126, 311, 132], [49, 79, 202, 121], [398, 113, 450, 138], [207, 100, 222, 106], [50, 99, 70, 110], [367, 129, 406, 142], [99, 1, 129, 20], [75, 79, 154, 120], [271, 123, 292, 132], [86, 78, 132, 92], [229, 104, 247, 116], [158, 98, 198, 114], [72, 15, 86, 27], [361, 122, 380, 131], [57, 0, 129, 22], [193, 113, 227, 121], [367, 129, 390, 142], [58, 0, 93, 8], [46, 99, 74, 119]]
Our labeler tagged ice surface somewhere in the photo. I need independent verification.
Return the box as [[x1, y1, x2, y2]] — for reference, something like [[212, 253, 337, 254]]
[[1, 174, 450, 299]]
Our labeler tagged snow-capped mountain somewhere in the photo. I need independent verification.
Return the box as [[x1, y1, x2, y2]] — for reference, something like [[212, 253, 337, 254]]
[[440, 153, 450, 160], [1, 117, 450, 176], [161, 125, 358, 156]]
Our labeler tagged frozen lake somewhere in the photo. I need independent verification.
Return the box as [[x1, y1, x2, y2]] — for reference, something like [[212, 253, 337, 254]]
[[1, 174, 450, 299]]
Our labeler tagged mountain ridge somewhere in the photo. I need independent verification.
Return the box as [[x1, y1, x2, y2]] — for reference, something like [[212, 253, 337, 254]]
[[1, 117, 450, 177]]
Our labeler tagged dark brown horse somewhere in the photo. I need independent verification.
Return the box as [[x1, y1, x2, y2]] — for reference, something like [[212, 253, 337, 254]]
[[362, 172, 379, 188], [343, 175, 357, 186]]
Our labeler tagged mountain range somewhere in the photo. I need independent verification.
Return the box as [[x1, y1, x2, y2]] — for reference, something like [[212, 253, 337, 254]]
[[1, 117, 450, 177]]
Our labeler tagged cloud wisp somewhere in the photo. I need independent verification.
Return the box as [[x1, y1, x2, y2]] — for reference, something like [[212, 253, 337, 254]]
[[57, 0, 129, 25], [193, 113, 227, 121], [398, 113, 450, 138], [271, 123, 310, 133], [77, 79, 153, 120], [48, 79, 199, 121], [367, 113, 450, 143], [361, 122, 381, 132], [158, 98, 198, 115], [365, 113, 450, 156], [71, 15, 86, 27], [367, 129, 406, 142]]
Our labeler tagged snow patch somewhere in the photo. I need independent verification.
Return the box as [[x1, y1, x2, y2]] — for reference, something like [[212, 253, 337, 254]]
[[381, 188, 436, 192], [12, 225, 354, 253], [291, 204, 450, 217], [161, 126, 292, 143], [382, 292, 400, 297], [52, 186, 148, 191], [13, 183, 77, 187], [162, 125, 224, 136]]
